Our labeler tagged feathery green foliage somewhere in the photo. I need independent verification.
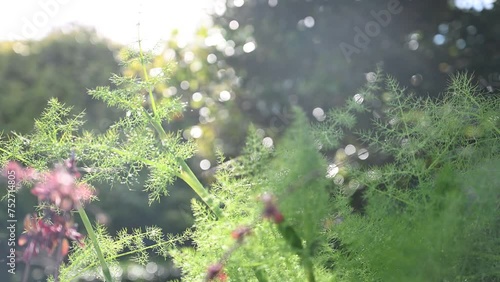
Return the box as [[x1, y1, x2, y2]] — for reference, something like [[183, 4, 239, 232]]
[[0, 45, 205, 281], [172, 71, 498, 281], [51, 225, 191, 282], [1, 43, 498, 281]]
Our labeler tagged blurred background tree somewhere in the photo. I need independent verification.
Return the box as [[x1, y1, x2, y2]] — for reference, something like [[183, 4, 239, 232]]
[[0, 27, 121, 133]]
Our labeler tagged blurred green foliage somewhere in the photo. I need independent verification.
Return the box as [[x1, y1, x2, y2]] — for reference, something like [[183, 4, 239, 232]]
[[1, 1, 500, 281], [0, 28, 121, 134]]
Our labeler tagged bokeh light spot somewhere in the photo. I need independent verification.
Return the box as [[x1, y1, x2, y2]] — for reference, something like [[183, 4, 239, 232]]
[[353, 93, 364, 104], [183, 51, 194, 63], [334, 175, 344, 185], [180, 80, 190, 90], [219, 90, 231, 101], [345, 144, 356, 156], [456, 38, 466, 49], [229, 20, 239, 30], [433, 34, 446, 45], [243, 41, 256, 53], [224, 46, 235, 56], [304, 16, 315, 28], [190, 126, 203, 138], [200, 107, 210, 117], [146, 262, 158, 274], [312, 107, 326, 121], [411, 74, 423, 86], [326, 164, 339, 178], [262, 137, 273, 148], [357, 148, 369, 160], [234, 0, 244, 7], [149, 67, 164, 77], [408, 39, 419, 50], [191, 92, 203, 102], [200, 159, 211, 170], [438, 23, 449, 34], [207, 53, 217, 64], [365, 72, 377, 83]]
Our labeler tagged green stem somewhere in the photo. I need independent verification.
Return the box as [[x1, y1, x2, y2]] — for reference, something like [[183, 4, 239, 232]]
[[303, 258, 316, 282], [137, 30, 157, 114], [77, 207, 113, 282], [135, 35, 223, 218], [276, 224, 316, 282], [178, 158, 223, 218], [253, 267, 269, 282]]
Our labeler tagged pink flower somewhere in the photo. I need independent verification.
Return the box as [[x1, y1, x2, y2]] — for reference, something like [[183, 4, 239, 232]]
[[32, 166, 93, 211], [206, 263, 227, 281], [261, 193, 285, 224], [18, 213, 85, 262], [2, 161, 38, 187], [231, 225, 252, 242]]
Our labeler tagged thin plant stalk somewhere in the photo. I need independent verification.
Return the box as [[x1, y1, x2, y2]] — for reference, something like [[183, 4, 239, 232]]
[[136, 35, 224, 218], [77, 207, 113, 282], [21, 260, 31, 282]]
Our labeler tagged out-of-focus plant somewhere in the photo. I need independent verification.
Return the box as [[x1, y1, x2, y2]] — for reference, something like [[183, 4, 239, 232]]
[[1, 36, 498, 282]]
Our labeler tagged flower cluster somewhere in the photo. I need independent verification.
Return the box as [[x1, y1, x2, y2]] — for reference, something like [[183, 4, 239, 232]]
[[18, 213, 85, 262], [230, 225, 252, 242], [1, 161, 37, 187], [205, 263, 227, 281], [31, 164, 93, 211], [2, 155, 93, 267], [204, 193, 288, 280], [261, 192, 284, 224], [2, 157, 93, 211]]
